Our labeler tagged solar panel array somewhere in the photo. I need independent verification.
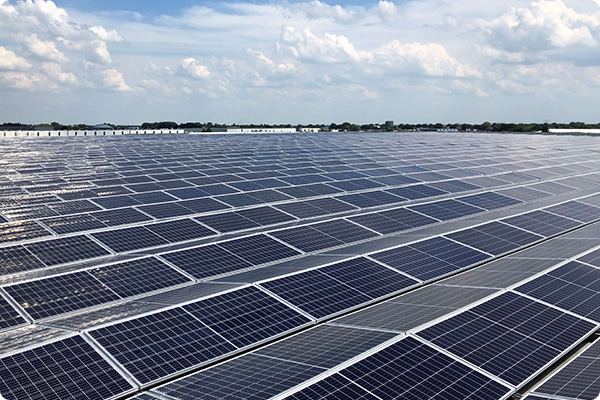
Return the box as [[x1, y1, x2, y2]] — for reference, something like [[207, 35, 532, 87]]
[[0, 132, 600, 399]]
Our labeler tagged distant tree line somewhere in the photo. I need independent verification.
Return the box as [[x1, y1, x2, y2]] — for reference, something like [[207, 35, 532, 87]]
[[3, 121, 600, 132]]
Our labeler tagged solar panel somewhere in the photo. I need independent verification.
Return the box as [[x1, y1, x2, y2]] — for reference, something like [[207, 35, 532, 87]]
[[24, 235, 111, 266], [235, 206, 296, 226], [160, 244, 253, 279], [370, 237, 491, 281], [310, 337, 512, 400], [216, 193, 264, 207], [385, 184, 448, 200], [348, 212, 411, 234], [260, 268, 372, 319], [0, 220, 51, 243], [417, 292, 597, 386], [545, 201, 600, 223], [42, 214, 107, 234], [89, 257, 191, 298], [502, 210, 581, 237], [457, 192, 522, 210], [532, 340, 600, 400], [194, 211, 261, 233], [92, 208, 153, 226], [0, 245, 46, 275], [0, 294, 27, 330], [310, 219, 379, 243], [447, 221, 543, 255], [256, 324, 396, 368], [92, 226, 169, 253], [89, 307, 237, 385], [217, 234, 301, 265], [409, 199, 485, 221], [145, 219, 216, 243], [269, 225, 345, 253], [4, 270, 121, 319], [0, 335, 134, 400], [178, 197, 230, 213], [183, 286, 310, 348], [514, 261, 600, 322], [154, 354, 324, 400], [275, 201, 330, 218], [285, 373, 379, 400]]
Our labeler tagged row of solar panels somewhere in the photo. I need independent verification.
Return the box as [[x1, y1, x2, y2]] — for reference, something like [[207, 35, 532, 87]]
[[1, 260, 598, 400], [2, 187, 600, 333]]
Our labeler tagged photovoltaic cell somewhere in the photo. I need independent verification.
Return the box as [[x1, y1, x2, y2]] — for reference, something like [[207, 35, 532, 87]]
[[4, 271, 121, 319], [217, 234, 301, 265], [269, 225, 345, 253], [0, 295, 26, 330], [160, 244, 253, 279], [92, 226, 169, 253], [137, 202, 194, 219], [515, 261, 600, 322], [446, 221, 543, 255], [285, 374, 379, 400], [311, 219, 379, 243], [89, 307, 237, 385], [183, 286, 311, 348], [92, 208, 153, 226], [418, 292, 597, 386], [256, 324, 397, 368], [457, 192, 522, 210], [25, 235, 111, 266], [385, 184, 447, 200], [502, 210, 581, 237], [0, 245, 45, 275], [235, 206, 296, 226], [0, 220, 51, 243], [335, 337, 511, 400], [145, 219, 216, 243], [89, 257, 192, 298], [154, 354, 324, 400], [0, 335, 134, 400], [409, 199, 485, 221], [195, 212, 261, 233], [42, 214, 107, 234], [545, 201, 600, 223]]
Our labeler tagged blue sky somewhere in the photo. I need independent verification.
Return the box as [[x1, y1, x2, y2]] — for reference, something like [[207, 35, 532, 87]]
[[1, 0, 600, 124]]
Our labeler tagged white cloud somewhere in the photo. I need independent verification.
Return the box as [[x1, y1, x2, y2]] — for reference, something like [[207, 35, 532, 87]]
[[40, 62, 78, 85], [0, 46, 31, 70], [14, 32, 67, 62], [102, 68, 132, 91], [479, 0, 600, 53], [179, 58, 211, 79], [0, 71, 40, 89], [280, 26, 367, 63]]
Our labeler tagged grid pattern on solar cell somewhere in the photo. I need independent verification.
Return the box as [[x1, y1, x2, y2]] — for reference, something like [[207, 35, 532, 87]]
[[515, 261, 600, 322], [534, 346, 600, 400], [4, 271, 121, 319], [90, 307, 237, 385], [502, 210, 581, 237], [409, 199, 486, 221], [155, 354, 324, 400], [370, 237, 491, 281], [92, 226, 169, 253], [0, 221, 51, 243], [183, 286, 311, 348], [260, 268, 371, 319], [0, 295, 26, 330], [446, 221, 543, 255], [284, 373, 379, 400], [42, 214, 107, 234], [333, 337, 511, 400], [0, 246, 44, 275], [178, 197, 230, 213], [92, 208, 153, 226], [545, 201, 600, 223], [417, 292, 597, 386], [145, 219, 216, 243], [160, 244, 252, 279], [457, 192, 522, 210], [235, 206, 296, 226], [195, 212, 261, 233], [89, 257, 191, 298], [24, 235, 111, 266], [256, 324, 396, 368], [138, 202, 195, 219], [0, 335, 134, 400], [217, 234, 301, 265]]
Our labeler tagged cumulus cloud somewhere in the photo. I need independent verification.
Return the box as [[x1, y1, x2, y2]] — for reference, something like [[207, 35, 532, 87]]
[[0, 71, 40, 89], [179, 58, 211, 79], [40, 62, 78, 85], [101, 68, 132, 91], [479, 0, 600, 54], [281, 26, 367, 63], [0, 46, 31, 70], [14, 32, 67, 62]]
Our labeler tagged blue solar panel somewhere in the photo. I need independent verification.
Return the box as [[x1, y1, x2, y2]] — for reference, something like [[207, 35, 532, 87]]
[[457, 192, 522, 210], [418, 292, 597, 386], [270, 225, 345, 253], [5, 270, 121, 319], [515, 261, 600, 322], [218, 234, 301, 265], [183, 286, 311, 348], [24, 235, 111, 266], [285, 374, 379, 400], [409, 199, 485, 221], [502, 210, 581, 237], [446, 221, 543, 255], [335, 337, 511, 400], [370, 237, 491, 281], [89, 307, 237, 385], [0, 335, 134, 400], [92, 226, 169, 253], [195, 211, 261, 233], [545, 201, 600, 223]]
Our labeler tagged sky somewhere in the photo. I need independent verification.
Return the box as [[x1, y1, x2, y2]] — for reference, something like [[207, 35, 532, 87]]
[[2, 0, 600, 124]]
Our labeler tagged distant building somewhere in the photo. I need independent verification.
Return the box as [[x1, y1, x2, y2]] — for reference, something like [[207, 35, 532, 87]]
[[385, 121, 394, 129], [206, 127, 297, 134], [92, 124, 114, 130]]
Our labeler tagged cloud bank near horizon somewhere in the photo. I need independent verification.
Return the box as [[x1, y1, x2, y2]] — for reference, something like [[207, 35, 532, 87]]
[[1, 0, 600, 124]]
